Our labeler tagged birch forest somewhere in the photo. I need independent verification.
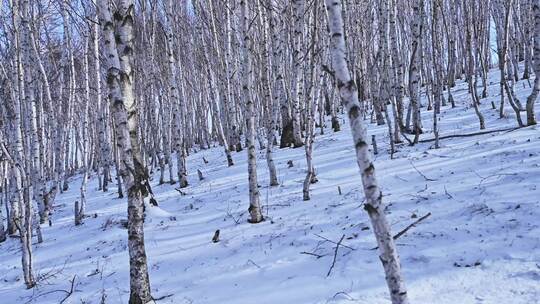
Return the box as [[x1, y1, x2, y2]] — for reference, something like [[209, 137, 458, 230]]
[[0, 0, 539, 303]]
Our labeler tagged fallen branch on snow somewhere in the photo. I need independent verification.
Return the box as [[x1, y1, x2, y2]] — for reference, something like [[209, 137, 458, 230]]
[[330, 291, 357, 302], [478, 173, 518, 186], [314, 233, 355, 251], [410, 161, 437, 181], [174, 188, 187, 196], [300, 251, 326, 259], [59, 276, 77, 304], [419, 126, 524, 143], [28, 275, 77, 304], [153, 293, 174, 301], [247, 259, 262, 269], [327, 234, 346, 277], [372, 212, 432, 250], [444, 186, 454, 199]]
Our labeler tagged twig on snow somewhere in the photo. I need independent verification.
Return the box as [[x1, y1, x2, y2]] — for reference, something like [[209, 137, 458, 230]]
[[247, 259, 262, 269], [410, 160, 437, 181], [153, 294, 174, 301], [59, 275, 77, 304], [27, 273, 77, 304], [174, 188, 187, 196], [314, 233, 355, 251], [444, 186, 453, 199], [328, 291, 357, 302], [406, 193, 429, 201], [479, 173, 518, 186], [393, 212, 432, 240], [300, 251, 326, 259], [35, 258, 71, 285], [372, 212, 432, 250], [327, 234, 345, 277], [419, 126, 523, 143], [263, 203, 291, 208], [225, 203, 241, 225]]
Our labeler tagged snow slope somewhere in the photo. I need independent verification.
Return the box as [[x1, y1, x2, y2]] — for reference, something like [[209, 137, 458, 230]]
[[1, 69, 539, 304]]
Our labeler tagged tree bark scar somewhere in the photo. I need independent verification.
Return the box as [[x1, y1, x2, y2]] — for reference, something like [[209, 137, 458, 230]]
[[363, 203, 378, 215], [104, 21, 114, 30], [364, 163, 375, 175], [114, 98, 124, 107], [355, 140, 368, 149], [123, 45, 133, 56], [123, 14, 134, 27], [113, 11, 122, 21], [348, 104, 360, 120]]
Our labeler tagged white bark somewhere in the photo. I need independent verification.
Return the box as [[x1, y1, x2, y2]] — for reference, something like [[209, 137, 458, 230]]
[[325, 1, 409, 303], [207, 0, 235, 167], [302, 2, 320, 201], [266, 0, 281, 186], [226, 1, 242, 152], [94, 15, 112, 192], [164, 0, 188, 188], [291, 0, 306, 148], [526, 0, 540, 125], [13, 0, 36, 288], [79, 36, 91, 223], [239, 0, 263, 223], [96, 0, 153, 302], [409, 0, 424, 143]]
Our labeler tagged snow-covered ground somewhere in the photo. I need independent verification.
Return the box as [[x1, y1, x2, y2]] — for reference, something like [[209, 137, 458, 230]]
[[1, 69, 539, 304]]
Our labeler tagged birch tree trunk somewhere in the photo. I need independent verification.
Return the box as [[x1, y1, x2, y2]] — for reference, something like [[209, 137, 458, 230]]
[[303, 1, 320, 200], [240, 0, 263, 223], [325, 1, 409, 303], [526, 0, 540, 125], [15, 0, 36, 288], [20, 0, 43, 234], [208, 0, 235, 167], [291, 0, 306, 148], [223, 0, 240, 152], [164, 0, 188, 188], [496, 0, 523, 126], [465, 0, 487, 129], [432, 0, 443, 148], [389, 0, 405, 136], [60, 0, 76, 193], [94, 15, 112, 192], [3, 139, 35, 288], [446, 0, 457, 107], [78, 35, 91, 224], [27, 20, 49, 224], [96, 0, 153, 302], [409, 0, 424, 143], [261, 0, 279, 186], [0, 164, 5, 242]]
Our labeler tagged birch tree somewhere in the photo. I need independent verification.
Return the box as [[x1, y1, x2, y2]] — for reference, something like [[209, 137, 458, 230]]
[[10, 0, 36, 288], [239, 0, 264, 223], [96, 0, 153, 302], [290, 0, 306, 148], [526, 0, 540, 125], [325, 1, 409, 302], [409, 0, 424, 143]]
